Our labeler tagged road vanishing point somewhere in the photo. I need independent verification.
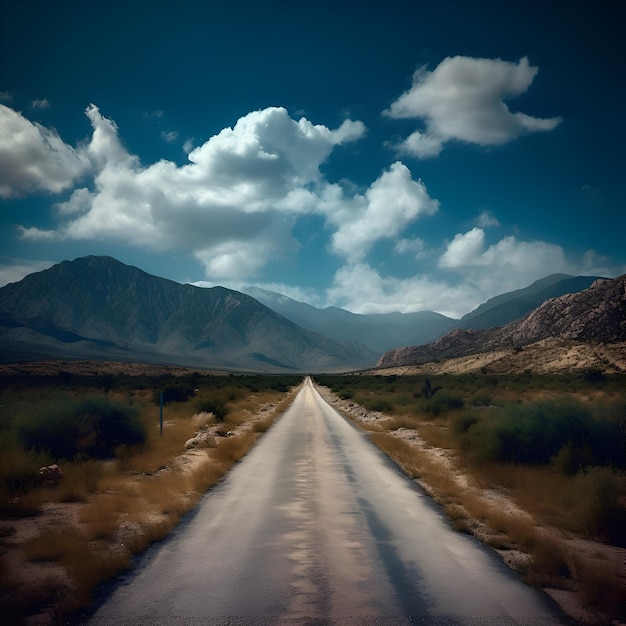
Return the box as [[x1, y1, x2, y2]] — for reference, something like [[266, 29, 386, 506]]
[[89, 378, 568, 625]]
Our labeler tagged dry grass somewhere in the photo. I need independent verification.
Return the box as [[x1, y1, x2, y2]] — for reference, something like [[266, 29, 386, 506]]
[[2, 380, 300, 623], [210, 432, 257, 465], [416, 422, 457, 450]]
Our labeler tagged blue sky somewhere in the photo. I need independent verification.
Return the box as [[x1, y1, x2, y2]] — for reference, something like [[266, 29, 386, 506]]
[[1, 0, 624, 318]]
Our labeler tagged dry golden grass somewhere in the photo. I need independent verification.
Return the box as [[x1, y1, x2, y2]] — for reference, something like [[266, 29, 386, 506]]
[[384, 415, 421, 430], [210, 432, 256, 465], [3, 381, 300, 622], [416, 422, 457, 450]]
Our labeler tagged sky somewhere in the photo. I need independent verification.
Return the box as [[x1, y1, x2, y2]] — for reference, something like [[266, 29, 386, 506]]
[[1, 0, 624, 319]]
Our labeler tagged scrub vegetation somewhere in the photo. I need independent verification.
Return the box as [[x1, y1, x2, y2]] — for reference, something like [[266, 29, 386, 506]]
[[317, 371, 626, 621], [0, 369, 300, 622]]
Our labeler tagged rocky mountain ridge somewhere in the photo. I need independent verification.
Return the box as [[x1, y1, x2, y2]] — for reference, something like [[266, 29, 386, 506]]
[[377, 275, 626, 368], [0, 256, 375, 372]]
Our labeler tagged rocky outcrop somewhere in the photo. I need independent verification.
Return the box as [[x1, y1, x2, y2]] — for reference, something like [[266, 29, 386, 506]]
[[377, 275, 626, 368], [38, 464, 63, 484]]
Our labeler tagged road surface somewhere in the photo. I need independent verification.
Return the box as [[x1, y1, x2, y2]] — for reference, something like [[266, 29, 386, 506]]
[[89, 378, 567, 625]]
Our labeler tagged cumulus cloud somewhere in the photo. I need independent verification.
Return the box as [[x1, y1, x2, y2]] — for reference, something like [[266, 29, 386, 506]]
[[475, 210, 500, 228], [0, 104, 91, 197], [439, 228, 568, 275], [15, 105, 389, 282], [326, 226, 618, 318], [385, 56, 562, 158], [328, 162, 439, 262], [437, 227, 578, 302], [325, 223, 625, 318], [326, 263, 481, 318]]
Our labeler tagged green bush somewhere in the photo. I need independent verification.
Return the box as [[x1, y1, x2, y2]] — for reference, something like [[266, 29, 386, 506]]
[[17, 398, 145, 460], [426, 391, 465, 416], [451, 412, 480, 436], [157, 383, 195, 404], [195, 398, 229, 422], [363, 398, 393, 413], [460, 398, 624, 470]]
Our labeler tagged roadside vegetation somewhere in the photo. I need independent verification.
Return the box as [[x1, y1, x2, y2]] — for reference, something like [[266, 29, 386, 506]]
[[317, 371, 626, 622], [0, 370, 300, 622]]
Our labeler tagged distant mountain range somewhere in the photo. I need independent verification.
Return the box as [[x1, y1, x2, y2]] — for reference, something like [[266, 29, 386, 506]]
[[244, 287, 455, 355], [0, 255, 608, 372], [242, 272, 603, 353], [378, 275, 626, 368], [0, 257, 372, 372]]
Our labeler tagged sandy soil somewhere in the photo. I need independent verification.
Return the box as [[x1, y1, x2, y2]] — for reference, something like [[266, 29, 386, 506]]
[[314, 385, 626, 626]]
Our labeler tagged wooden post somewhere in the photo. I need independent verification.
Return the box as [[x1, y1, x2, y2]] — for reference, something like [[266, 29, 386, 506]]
[[160, 391, 163, 437]]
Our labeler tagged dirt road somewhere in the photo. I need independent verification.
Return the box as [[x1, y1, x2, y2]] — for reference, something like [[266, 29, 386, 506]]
[[88, 378, 567, 624]]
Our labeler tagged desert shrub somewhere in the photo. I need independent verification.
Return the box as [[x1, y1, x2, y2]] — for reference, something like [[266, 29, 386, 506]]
[[451, 411, 480, 436], [362, 397, 393, 413], [572, 467, 622, 542], [582, 368, 607, 385], [17, 397, 145, 460], [460, 398, 624, 470], [157, 382, 194, 404], [468, 390, 492, 407], [0, 446, 50, 495], [426, 391, 465, 416], [195, 397, 229, 422]]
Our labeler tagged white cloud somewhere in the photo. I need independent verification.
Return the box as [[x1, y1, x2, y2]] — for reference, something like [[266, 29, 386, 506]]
[[161, 130, 178, 142], [439, 228, 488, 268], [326, 226, 626, 318], [437, 227, 577, 300], [30, 98, 50, 109], [394, 236, 427, 259], [0, 104, 91, 197], [475, 210, 500, 228], [326, 233, 622, 319], [326, 263, 479, 318], [395, 130, 443, 159], [14, 105, 376, 283], [54, 187, 94, 215], [328, 162, 439, 262], [385, 56, 562, 158], [85, 104, 136, 167], [439, 228, 568, 276]]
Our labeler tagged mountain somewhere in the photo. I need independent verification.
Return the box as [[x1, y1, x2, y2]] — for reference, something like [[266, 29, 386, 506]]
[[243, 286, 457, 354], [244, 275, 602, 354], [377, 275, 626, 368], [0, 256, 376, 372], [458, 274, 603, 330]]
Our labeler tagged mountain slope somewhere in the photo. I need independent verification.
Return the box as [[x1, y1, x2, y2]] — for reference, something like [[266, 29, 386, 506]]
[[243, 286, 456, 354], [458, 274, 603, 330], [378, 275, 626, 368], [0, 256, 376, 372], [245, 275, 602, 354]]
